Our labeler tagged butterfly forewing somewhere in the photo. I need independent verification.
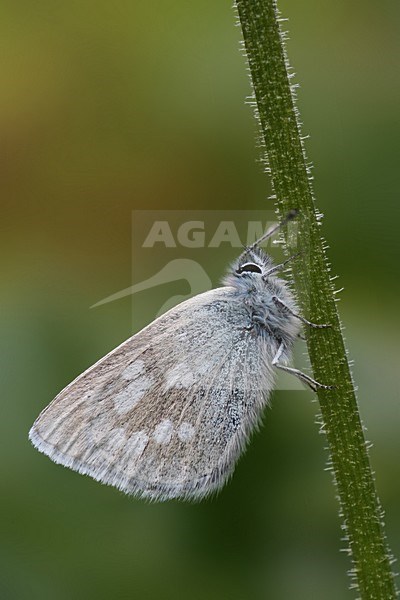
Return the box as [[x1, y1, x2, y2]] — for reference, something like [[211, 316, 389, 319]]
[[29, 287, 276, 500]]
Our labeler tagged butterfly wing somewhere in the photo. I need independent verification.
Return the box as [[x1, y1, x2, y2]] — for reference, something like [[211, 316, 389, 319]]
[[29, 287, 276, 501]]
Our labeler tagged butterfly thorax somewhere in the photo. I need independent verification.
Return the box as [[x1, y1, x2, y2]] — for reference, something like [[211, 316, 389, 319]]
[[223, 256, 301, 346]]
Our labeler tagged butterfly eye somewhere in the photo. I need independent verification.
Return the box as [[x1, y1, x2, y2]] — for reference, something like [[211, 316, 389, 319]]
[[236, 262, 263, 274]]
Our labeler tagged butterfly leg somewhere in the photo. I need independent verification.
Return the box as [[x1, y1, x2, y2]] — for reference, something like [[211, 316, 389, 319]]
[[272, 341, 333, 392], [272, 296, 331, 329]]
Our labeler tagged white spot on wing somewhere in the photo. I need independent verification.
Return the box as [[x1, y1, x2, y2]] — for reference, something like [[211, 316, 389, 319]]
[[107, 427, 127, 451], [164, 362, 194, 390], [153, 419, 174, 445], [126, 431, 149, 458], [89, 413, 115, 445], [114, 376, 153, 415], [196, 362, 210, 375], [177, 422, 195, 442], [89, 427, 128, 466], [122, 360, 146, 380]]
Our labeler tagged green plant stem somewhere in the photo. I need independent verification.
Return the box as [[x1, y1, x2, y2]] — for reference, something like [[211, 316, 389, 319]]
[[235, 1, 398, 598]]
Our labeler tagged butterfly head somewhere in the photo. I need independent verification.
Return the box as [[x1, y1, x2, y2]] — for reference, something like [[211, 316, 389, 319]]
[[223, 246, 276, 288], [223, 210, 299, 291]]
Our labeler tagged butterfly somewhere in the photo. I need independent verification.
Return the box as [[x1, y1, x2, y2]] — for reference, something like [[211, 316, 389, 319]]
[[29, 211, 330, 501]]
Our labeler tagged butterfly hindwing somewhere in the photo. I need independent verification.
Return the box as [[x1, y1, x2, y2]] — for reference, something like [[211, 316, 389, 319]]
[[29, 287, 276, 500]]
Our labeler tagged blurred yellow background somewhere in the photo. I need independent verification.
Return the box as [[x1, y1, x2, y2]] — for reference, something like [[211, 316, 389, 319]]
[[1, 1, 399, 599]]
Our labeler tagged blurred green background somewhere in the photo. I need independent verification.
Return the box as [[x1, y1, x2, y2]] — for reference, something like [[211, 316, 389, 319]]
[[1, 1, 399, 598]]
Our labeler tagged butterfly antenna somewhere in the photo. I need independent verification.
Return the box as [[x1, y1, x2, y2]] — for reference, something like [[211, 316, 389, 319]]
[[250, 208, 299, 249], [240, 244, 261, 263]]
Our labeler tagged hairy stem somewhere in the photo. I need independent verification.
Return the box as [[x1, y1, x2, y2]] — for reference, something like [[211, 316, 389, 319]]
[[235, 1, 398, 597]]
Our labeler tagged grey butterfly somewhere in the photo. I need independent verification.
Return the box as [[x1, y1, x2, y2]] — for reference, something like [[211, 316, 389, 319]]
[[29, 212, 330, 501]]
